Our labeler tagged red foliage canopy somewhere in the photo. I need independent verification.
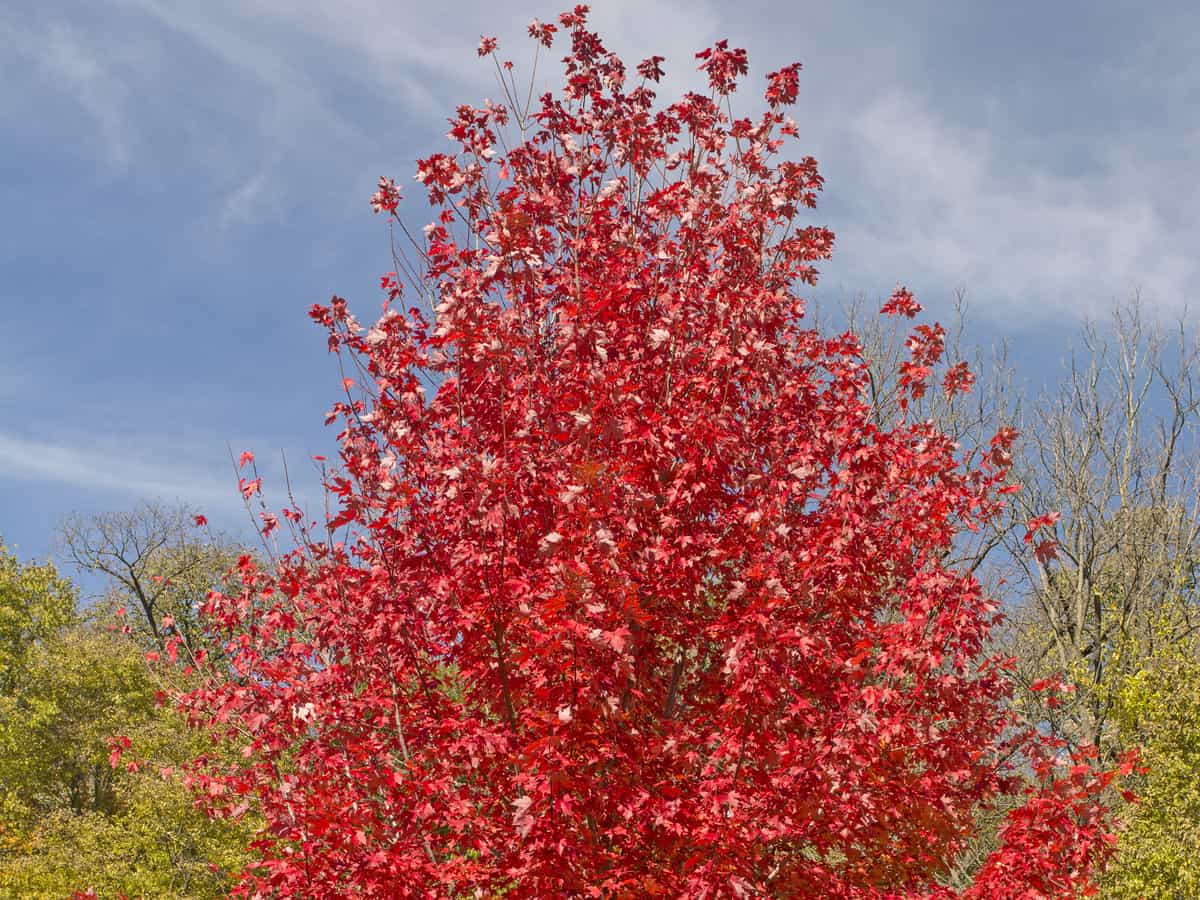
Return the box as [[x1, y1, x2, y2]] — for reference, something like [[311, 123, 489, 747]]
[[184, 8, 1121, 896]]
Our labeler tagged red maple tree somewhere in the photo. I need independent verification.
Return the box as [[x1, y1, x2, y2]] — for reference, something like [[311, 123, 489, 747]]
[[182, 8, 1124, 896]]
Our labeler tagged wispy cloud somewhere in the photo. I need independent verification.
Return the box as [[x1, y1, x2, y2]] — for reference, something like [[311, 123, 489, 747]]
[[0, 432, 237, 506], [219, 156, 281, 228], [1, 17, 134, 170], [818, 88, 1198, 322], [9, 1, 1196, 322], [98, 0, 725, 236]]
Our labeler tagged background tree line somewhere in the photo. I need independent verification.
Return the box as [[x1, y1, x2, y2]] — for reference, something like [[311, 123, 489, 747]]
[[0, 505, 254, 898]]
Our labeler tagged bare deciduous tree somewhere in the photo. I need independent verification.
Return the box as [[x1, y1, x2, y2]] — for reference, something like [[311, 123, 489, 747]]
[[58, 501, 241, 655], [998, 298, 1200, 759]]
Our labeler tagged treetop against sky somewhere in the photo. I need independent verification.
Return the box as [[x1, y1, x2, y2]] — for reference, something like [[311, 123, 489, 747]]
[[2, 0, 1198, 561]]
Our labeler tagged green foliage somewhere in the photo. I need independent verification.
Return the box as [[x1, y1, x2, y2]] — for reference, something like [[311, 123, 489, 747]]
[[0, 774, 250, 899], [0, 539, 254, 898], [1101, 645, 1200, 899], [0, 542, 77, 694], [1006, 536, 1198, 764]]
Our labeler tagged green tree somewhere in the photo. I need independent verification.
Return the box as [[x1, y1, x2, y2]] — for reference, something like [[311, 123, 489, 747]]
[[0, 539, 254, 898], [1101, 643, 1200, 899], [0, 542, 76, 694]]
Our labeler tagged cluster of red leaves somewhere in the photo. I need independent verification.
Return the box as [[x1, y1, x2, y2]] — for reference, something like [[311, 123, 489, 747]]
[[181, 8, 1123, 897]]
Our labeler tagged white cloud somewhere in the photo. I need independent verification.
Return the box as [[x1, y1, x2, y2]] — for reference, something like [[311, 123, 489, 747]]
[[819, 89, 1199, 323], [0, 425, 330, 526], [219, 157, 280, 227], [108, 0, 725, 234], [171, 0, 721, 93], [7, 0, 1198, 320], [1, 17, 134, 169], [0, 431, 238, 508]]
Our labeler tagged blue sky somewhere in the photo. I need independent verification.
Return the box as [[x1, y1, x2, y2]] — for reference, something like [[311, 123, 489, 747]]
[[2, 0, 1198, 576]]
